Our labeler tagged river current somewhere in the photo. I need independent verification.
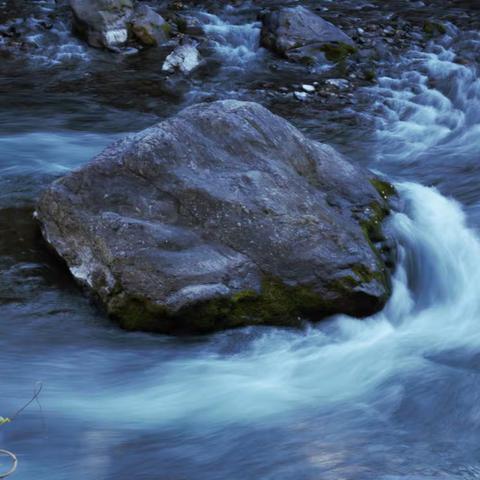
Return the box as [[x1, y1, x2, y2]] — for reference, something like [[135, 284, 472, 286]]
[[2, 2, 480, 479]]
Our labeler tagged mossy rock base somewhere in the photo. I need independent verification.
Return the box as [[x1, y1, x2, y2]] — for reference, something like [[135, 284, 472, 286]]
[[321, 42, 357, 62], [423, 21, 446, 37], [109, 274, 389, 335]]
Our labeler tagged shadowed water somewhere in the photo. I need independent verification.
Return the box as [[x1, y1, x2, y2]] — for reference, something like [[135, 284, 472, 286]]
[[2, 4, 480, 480]]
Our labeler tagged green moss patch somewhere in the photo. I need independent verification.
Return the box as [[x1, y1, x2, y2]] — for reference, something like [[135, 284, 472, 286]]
[[161, 22, 172, 36], [107, 277, 343, 334], [364, 68, 377, 82], [108, 294, 170, 331], [423, 21, 446, 37], [178, 277, 333, 331], [174, 17, 187, 34], [370, 178, 396, 199], [321, 42, 357, 62]]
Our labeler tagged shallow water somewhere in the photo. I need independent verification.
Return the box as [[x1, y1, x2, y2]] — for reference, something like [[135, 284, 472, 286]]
[[2, 2, 480, 480]]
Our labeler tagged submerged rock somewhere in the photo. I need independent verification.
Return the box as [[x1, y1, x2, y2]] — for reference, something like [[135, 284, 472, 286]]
[[70, 0, 134, 49], [162, 43, 200, 74], [260, 6, 355, 64], [36, 100, 392, 334]]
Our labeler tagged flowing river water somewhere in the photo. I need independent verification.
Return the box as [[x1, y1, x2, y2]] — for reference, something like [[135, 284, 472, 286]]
[[2, 1, 480, 479]]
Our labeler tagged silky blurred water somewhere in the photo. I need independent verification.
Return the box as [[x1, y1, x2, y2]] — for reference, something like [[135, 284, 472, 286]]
[[2, 5, 480, 480]]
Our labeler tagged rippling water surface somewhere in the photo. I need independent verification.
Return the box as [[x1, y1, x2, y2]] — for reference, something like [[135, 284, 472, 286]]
[[2, 3, 480, 479]]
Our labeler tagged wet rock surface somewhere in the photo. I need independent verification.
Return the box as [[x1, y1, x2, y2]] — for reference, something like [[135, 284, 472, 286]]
[[70, 0, 134, 49], [162, 42, 200, 73], [36, 100, 392, 333], [260, 6, 354, 64], [129, 3, 170, 46]]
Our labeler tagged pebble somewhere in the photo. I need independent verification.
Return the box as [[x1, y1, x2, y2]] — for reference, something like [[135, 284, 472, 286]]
[[325, 78, 350, 89], [294, 91, 308, 101], [301, 84, 315, 93]]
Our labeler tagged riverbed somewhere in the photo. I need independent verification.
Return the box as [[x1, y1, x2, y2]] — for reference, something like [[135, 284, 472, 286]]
[[2, 1, 480, 479]]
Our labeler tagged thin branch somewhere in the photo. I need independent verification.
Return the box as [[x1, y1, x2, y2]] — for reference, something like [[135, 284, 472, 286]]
[[0, 382, 45, 477], [10, 382, 43, 421]]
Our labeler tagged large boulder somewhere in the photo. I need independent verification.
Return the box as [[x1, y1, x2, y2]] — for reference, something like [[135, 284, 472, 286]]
[[260, 6, 355, 64], [36, 100, 392, 334], [70, 0, 134, 49]]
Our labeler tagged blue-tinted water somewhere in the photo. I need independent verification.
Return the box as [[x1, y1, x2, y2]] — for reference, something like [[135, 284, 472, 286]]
[[2, 4, 480, 480]]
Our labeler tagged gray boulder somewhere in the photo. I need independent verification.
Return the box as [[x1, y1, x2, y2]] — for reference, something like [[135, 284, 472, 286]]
[[129, 4, 170, 46], [70, 0, 134, 49], [36, 100, 393, 334], [260, 6, 355, 64]]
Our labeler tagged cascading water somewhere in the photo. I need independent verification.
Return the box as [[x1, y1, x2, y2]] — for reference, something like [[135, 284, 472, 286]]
[[1, 5, 90, 67], [200, 12, 263, 66], [34, 182, 480, 424], [371, 25, 480, 205]]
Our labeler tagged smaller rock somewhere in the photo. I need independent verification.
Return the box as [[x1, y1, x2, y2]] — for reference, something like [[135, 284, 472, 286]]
[[363, 69, 377, 82], [373, 40, 389, 58], [129, 4, 170, 47], [358, 48, 375, 59], [40, 21, 53, 30], [171, 1, 185, 10], [174, 15, 203, 37], [260, 6, 355, 64], [69, 0, 133, 49], [302, 84, 315, 93], [123, 46, 139, 55], [325, 78, 350, 89], [454, 57, 470, 66], [294, 91, 308, 101], [162, 43, 201, 74]]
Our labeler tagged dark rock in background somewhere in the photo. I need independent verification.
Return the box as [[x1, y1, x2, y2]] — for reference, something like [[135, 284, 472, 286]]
[[129, 3, 170, 46], [70, 0, 134, 49], [260, 6, 355, 64]]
